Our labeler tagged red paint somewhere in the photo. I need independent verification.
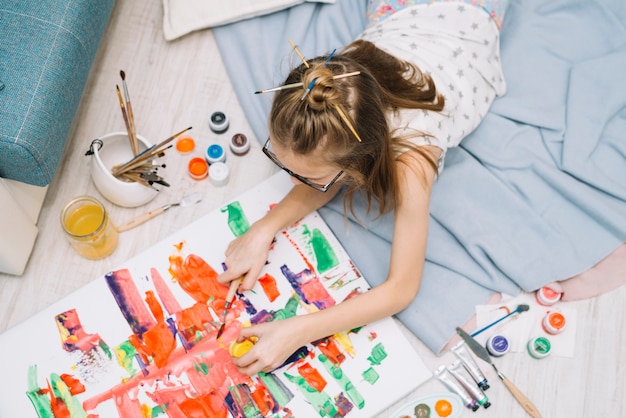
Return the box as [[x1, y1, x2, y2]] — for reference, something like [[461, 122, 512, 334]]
[[282, 231, 316, 274], [55, 309, 105, 353], [297, 362, 327, 392], [59, 374, 85, 395], [47, 379, 70, 418], [258, 273, 280, 302]]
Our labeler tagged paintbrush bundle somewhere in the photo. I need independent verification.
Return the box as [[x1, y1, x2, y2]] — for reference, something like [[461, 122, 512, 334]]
[[111, 126, 192, 189], [113, 70, 191, 189]]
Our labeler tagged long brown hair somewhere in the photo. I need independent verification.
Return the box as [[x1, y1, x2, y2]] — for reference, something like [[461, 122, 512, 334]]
[[269, 40, 445, 217]]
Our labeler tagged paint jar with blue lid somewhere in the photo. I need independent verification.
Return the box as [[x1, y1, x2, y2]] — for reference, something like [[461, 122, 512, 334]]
[[205, 144, 226, 165], [486, 334, 510, 357]]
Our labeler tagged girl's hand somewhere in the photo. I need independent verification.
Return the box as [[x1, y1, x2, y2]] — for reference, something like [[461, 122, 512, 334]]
[[218, 222, 276, 290], [230, 318, 306, 376]]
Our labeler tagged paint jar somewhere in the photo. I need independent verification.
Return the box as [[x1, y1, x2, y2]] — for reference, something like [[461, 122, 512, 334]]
[[536, 286, 561, 306], [486, 334, 510, 357], [209, 161, 229, 186], [175, 136, 195, 154], [205, 144, 226, 165], [542, 311, 566, 335], [230, 133, 250, 156], [527, 336, 551, 359], [188, 157, 208, 180], [61, 196, 118, 260], [209, 111, 229, 133]]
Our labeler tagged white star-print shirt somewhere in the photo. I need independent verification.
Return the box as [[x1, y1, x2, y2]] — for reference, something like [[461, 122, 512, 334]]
[[358, 2, 506, 171]]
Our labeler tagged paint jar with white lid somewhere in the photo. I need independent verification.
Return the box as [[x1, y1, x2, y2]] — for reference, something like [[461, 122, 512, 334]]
[[527, 336, 551, 359], [486, 334, 510, 357]]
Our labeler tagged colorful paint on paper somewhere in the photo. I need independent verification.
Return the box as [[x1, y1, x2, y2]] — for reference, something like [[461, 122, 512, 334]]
[[0, 173, 431, 418]]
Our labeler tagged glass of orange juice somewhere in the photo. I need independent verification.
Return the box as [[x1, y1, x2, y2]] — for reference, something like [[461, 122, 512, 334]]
[[60, 196, 118, 259]]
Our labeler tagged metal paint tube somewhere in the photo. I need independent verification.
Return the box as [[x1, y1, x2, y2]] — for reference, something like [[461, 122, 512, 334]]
[[434, 365, 479, 412], [451, 341, 490, 390], [448, 360, 491, 409]]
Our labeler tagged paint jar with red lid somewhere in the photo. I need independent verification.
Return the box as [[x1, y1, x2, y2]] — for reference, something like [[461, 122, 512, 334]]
[[542, 311, 566, 335], [536, 287, 561, 306]]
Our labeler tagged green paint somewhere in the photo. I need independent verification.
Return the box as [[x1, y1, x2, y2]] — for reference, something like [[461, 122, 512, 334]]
[[367, 343, 388, 366], [258, 372, 294, 406], [152, 405, 166, 417], [284, 372, 338, 417], [362, 367, 379, 384], [50, 373, 87, 418], [26, 365, 54, 418], [194, 361, 209, 375], [98, 340, 113, 360], [318, 354, 365, 409], [221, 201, 250, 237], [310, 228, 339, 273], [274, 295, 300, 321], [114, 340, 138, 376]]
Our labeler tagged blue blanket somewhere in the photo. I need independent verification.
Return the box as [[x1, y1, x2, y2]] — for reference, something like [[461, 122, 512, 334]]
[[214, 0, 626, 353]]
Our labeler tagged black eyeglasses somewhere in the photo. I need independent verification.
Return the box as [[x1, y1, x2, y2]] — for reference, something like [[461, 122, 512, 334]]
[[262, 137, 343, 192]]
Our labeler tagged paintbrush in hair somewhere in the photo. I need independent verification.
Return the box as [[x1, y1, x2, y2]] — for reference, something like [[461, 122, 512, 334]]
[[254, 72, 361, 94], [120, 70, 139, 156]]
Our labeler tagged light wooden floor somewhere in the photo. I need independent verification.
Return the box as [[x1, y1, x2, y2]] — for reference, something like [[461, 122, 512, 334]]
[[1, 1, 624, 417]]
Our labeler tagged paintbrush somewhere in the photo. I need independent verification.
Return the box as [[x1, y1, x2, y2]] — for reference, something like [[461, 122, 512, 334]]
[[471, 304, 530, 337], [216, 277, 244, 339], [456, 327, 543, 418], [112, 127, 191, 176], [288, 39, 309, 68], [120, 70, 139, 156], [115, 85, 136, 154], [254, 72, 361, 94]]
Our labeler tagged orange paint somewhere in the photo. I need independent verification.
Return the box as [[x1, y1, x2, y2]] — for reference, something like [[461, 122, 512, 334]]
[[145, 290, 164, 323], [168, 253, 226, 304], [188, 157, 208, 180], [176, 136, 195, 153], [297, 362, 327, 392], [435, 398, 453, 417], [47, 379, 70, 418], [258, 273, 280, 302], [59, 374, 85, 395], [142, 322, 177, 368], [251, 385, 276, 416], [315, 338, 345, 366]]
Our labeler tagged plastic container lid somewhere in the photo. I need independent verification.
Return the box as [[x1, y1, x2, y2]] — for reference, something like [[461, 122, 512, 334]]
[[205, 144, 226, 165], [486, 335, 510, 357], [209, 161, 229, 186], [230, 133, 250, 156], [209, 111, 229, 133], [527, 336, 551, 359], [536, 287, 562, 306], [188, 157, 208, 180], [542, 311, 566, 334]]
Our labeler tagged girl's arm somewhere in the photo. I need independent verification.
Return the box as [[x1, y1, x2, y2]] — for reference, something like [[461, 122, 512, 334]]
[[233, 147, 440, 375], [219, 181, 342, 289]]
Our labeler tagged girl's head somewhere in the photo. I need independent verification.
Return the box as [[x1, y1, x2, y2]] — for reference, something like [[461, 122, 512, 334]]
[[267, 40, 444, 215]]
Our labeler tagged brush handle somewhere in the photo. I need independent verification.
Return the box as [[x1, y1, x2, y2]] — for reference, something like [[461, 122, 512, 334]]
[[117, 207, 167, 232], [225, 277, 243, 304], [500, 375, 542, 418]]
